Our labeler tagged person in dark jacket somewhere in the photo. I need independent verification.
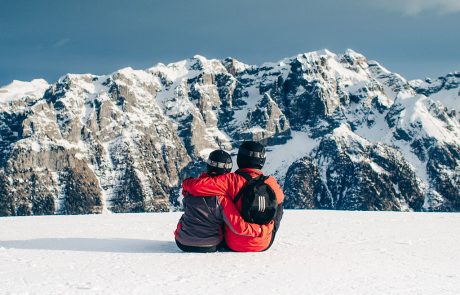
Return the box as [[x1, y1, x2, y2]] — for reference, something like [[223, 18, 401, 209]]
[[174, 150, 266, 253]]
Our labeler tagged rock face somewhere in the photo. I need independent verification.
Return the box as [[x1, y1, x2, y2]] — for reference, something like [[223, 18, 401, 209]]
[[0, 50, 459, 215], [284, 125, 425, 211]]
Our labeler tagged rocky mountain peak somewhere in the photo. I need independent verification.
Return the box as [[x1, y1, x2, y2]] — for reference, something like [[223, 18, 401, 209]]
[[1, 49, 459, 215]]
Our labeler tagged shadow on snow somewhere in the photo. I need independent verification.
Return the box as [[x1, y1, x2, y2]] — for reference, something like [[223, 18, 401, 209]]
[[0, 238, 180, 254]]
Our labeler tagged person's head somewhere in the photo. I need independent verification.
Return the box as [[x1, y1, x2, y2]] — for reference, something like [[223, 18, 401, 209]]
[[236, 141, 266, 169], [206, 150, 233, 175]]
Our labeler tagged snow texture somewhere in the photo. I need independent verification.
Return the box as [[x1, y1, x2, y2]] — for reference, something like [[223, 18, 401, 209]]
[[0, 79, 49, 102], [0, 211, 459, 295]]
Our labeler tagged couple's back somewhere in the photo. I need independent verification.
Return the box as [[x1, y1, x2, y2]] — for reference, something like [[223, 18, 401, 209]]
[[182, 168, 284, 252]]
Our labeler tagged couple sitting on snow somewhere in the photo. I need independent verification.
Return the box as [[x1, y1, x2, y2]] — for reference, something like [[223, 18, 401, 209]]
[[174, 141, 284, 252]]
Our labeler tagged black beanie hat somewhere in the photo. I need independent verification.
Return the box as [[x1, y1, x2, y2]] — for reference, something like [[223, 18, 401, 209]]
[[237, 141, 266, 169], [207, 150, 233, 175]]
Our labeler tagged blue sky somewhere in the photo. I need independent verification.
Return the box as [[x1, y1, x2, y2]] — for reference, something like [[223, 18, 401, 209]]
[[1, 0, 459, 85]]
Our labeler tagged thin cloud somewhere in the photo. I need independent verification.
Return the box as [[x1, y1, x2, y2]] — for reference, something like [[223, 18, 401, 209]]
[[368, 0, 460, 15], [52, 38, 71, 48]]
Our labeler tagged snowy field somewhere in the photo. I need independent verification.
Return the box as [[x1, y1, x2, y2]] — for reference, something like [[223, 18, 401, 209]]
[[1, 210, 459, 295]]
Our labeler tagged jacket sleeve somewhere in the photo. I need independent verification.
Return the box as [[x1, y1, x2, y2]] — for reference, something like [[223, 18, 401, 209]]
[[266, 176, 285, 204], [219, 196, 262, 237], [182, 173, 231, 197]]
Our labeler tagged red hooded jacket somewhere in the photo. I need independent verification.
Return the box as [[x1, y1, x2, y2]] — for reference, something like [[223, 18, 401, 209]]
[[182, 168, 284, 252]]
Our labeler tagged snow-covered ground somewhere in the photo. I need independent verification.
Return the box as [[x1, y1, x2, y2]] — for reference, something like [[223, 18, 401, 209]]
[[1, 211, 459, 295]]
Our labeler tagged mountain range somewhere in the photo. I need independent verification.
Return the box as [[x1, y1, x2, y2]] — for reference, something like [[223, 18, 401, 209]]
[[0, 49, 459, 216]]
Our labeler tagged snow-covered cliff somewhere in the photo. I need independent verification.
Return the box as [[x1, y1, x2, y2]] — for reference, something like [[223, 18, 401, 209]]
[[1, 49, 459, 215]]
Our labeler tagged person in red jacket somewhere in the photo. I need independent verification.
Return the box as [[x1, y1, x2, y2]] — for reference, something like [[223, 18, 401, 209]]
[[182, 141, 284, 252], [175, 149, 267, 253]]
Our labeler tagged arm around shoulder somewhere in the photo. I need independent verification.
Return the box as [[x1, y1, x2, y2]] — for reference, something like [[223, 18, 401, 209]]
[[219, 196, 262, 237], [182, 173, 230, 197]]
